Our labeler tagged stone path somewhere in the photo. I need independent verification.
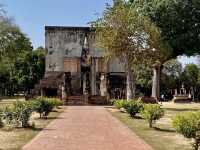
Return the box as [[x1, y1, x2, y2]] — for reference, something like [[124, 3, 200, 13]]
[[23, 106, 153, 150]]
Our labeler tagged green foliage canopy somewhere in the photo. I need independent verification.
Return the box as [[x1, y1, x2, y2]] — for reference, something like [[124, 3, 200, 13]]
[[129, 0, 200, 58], [93, 0, 171, 67]]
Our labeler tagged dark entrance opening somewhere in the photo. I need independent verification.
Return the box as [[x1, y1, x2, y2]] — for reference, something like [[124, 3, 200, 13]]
[[44, 88, 58, 97], [108, 74, 126, 99]]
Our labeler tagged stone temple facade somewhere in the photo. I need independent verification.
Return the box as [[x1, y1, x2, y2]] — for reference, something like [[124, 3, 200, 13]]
[[38, 26, 126, 102]]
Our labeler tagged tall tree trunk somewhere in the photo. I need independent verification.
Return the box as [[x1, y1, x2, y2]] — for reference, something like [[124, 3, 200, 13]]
[[152, 64, 161, 99], [127, 66, 135, 100], [192, 86, 195, 101]]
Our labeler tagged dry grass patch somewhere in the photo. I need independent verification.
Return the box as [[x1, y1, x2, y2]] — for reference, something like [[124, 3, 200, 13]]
[[107, 102, 200, 150], [0, 99, 63, 150]]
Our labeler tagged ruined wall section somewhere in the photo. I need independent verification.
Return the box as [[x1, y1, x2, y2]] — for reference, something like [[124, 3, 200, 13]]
[[45, 27, 94, 72], [108, 57, 125, 73]]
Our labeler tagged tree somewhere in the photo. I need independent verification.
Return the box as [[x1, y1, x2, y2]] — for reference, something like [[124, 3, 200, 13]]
[[135, 64, 152, 96], [181, 64, 199, 100], [93, 0, 170, 100], [14, 47, 45, 94], [0, 4, 33, 59], [161, 59, 183, 97], [129, 0, 200, 99], [0, 4, 35, 96]]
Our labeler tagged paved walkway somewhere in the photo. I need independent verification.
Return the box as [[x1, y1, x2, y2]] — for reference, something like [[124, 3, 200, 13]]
[[23, 106, 153, 150]]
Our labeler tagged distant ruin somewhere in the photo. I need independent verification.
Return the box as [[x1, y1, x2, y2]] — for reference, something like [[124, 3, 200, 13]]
[[35, 26, 127, 103]]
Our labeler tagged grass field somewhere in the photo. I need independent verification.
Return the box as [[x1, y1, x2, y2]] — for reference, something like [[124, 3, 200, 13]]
[[108, 102, 200, 150], [0, 98, 63, 150]]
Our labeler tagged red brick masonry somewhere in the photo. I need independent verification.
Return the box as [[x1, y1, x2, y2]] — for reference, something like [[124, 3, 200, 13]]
[[23, 106, 153, 150]]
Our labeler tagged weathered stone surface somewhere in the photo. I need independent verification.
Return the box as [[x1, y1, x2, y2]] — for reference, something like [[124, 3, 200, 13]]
[[45, 26, 125, 73], [38, 26, 127, 98]]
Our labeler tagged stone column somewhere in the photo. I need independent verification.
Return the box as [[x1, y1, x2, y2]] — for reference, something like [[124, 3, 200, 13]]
[[91, 58, 97, 95], [61, 85, 66, 100], [41, 88, 44, 97], [100, 73, 107, 96], [175, 89, 178, 95], [152, 63, 161, 99], [83, 73, 87, 94]]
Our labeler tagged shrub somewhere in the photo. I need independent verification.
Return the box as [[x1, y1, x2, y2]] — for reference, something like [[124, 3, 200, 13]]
[[125, 100, 143, 117], [1, 106, 15, 127], [46, 98, 63, 108], [113, 99, 127, 109], [0, 108, 3, 128], [173, 112, 200, 150], [138, 97, 158, 104], [109, 99, 116, 105], [1, 101, 33, 128], [141, 104, 164, 128], [12, 101, 33, 128], [32, 97, 54, 118]]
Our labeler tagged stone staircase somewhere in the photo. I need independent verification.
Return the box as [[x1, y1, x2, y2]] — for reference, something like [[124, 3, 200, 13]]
[[65, 95, 109, 105], [65, 96, 86, 105]]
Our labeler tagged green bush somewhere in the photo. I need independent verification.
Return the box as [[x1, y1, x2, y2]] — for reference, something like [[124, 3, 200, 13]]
[[12, 101, 33, 128], [46, 98, 63, 108], [1, 101, 33, 128], [1, 106, 15, 127], [141, 104, 164, 128], [113, 99, 127, 109], [173, 112, 200, 150], [0, 108, 3, 128], [125, 100, 143, 117], [32, 97, 54, 118]]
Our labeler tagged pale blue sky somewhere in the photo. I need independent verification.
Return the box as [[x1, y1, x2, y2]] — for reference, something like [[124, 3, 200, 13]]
[[1, 0, 198, 65], [2, 0, 112, 48]]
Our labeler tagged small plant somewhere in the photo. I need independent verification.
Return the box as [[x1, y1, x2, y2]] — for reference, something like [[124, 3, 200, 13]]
[[173, 111, 200, 150], [141, 104, 164, 128], [46, 98, 63, 108], [32, 97, 54, 119], [12, 101, 33, 128], [1, 101, 33, 128], [2, 106, 16, 128], [0, 108, 3, 128], [125, 100, 143, 117], [113, 99, 127, 109]]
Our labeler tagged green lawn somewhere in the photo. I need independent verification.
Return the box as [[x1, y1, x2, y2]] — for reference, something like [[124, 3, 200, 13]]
[[0, 98, 63, 150], [108, 102, 200, 150]]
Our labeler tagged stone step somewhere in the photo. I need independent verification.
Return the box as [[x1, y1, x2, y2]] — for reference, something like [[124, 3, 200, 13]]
[[65, 96, 86, 105]]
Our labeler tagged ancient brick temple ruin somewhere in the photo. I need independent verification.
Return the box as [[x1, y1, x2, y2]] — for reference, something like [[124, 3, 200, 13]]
[[36, 26, 126, 104]]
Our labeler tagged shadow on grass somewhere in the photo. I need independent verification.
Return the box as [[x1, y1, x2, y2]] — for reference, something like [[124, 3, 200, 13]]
[[34, 116, 64, 121], [132, 116, 143, 120], [165, 108, 199, 112], [31, 127, 55, 131], [154, 127, 175, 133], [47, 116, 65, 120], [51, 110, 58, 112], [104, 106, 115, 109]]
